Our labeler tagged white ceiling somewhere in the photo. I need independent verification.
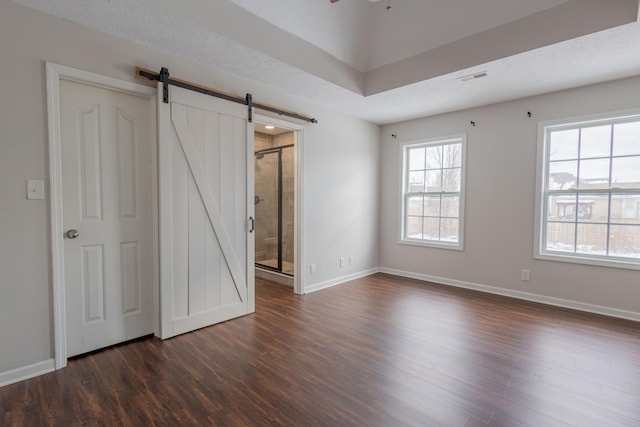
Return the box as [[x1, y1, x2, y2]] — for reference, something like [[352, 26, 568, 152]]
[[255, 123, 290, 136], [229, 0, 570, 72], [10, 0, 640, 124]]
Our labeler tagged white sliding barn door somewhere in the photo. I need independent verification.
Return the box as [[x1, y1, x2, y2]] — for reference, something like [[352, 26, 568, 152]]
[[60, 80, 155, 357], [158, 84, 255, 338]]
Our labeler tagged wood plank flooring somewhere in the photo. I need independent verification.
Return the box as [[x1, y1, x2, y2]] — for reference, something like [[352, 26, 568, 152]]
[[2, 273, 640, 426]]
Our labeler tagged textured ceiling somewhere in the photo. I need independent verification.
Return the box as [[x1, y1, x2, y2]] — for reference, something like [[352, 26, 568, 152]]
[[9, 0, 640, 124]]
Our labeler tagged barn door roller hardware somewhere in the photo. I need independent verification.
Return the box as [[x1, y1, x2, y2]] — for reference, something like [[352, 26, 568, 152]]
[[135, 66, 317, 124]]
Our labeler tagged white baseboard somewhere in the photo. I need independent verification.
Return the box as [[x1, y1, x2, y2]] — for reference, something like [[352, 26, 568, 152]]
[[380, 267, 640, 323], [0, 359, 56, 388], [304, 268, 380, 294]]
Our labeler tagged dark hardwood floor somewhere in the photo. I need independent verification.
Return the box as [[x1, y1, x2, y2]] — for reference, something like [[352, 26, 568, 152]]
[[2, 273, 640, 426]]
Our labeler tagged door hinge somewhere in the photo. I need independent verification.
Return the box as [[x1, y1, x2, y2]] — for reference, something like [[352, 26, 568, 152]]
[[248, 217, 255, 233]]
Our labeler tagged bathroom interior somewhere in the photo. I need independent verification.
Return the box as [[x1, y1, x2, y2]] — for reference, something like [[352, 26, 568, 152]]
[[254, 123, 295, 287]]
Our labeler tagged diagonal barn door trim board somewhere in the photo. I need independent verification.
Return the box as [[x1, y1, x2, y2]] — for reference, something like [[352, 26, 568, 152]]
[[170, 103, 248, 304], [158, 82, 253, 339]]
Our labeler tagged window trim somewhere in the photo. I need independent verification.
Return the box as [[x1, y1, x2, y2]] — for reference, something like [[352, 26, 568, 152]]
[[398, 134, 467, 250], [534, 108, 640, 271]]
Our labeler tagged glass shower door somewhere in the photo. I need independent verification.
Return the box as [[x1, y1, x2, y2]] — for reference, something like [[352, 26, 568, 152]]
[[255, 151, 279, 271], [254, 145, 295, 276], [280, 146, 294, 275]]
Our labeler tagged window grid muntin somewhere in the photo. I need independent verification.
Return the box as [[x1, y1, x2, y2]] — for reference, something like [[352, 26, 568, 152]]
[[542, 115, 640, 262]]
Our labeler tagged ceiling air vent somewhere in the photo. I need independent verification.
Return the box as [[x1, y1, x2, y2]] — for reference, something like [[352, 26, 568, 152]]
[[457, 71, 488, 82]]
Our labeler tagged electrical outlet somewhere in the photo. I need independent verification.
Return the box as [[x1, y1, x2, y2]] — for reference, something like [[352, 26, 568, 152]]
[[349, 256, 354, 265], [310, 264, 316, 274], [521, 269, 531, 282], [340, 257, 345, 268]]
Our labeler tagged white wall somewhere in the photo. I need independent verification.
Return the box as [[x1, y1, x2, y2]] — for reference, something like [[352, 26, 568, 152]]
[[380, 75, 640, 317], [0, 1, 380, 379], [303, 113, 380, 290]]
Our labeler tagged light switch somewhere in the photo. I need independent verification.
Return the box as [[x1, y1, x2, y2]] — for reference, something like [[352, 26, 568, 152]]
[[27, 179, 45, 200]]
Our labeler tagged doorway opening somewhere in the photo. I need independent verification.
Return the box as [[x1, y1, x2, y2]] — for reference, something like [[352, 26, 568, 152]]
[[254, 122, 296, 288]]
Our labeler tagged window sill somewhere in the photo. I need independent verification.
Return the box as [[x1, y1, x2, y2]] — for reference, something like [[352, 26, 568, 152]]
[[535, 251, 640, 271], [398, 239, 464, 251]]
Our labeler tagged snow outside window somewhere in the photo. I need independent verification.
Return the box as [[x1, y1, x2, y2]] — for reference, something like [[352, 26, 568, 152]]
[[400, 135, 466, 250], [536, 112, 640, 269]]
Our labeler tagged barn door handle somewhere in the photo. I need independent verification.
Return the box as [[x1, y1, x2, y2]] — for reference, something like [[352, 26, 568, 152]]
[[249, 217, 255, 233]]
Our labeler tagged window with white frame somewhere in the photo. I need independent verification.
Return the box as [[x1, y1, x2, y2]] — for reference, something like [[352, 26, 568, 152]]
[[537, 113, 640, 268], [400, 135, 466, 249]]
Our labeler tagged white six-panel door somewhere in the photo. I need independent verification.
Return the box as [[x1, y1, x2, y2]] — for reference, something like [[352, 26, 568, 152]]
[[158, 84, 255, 338], [60, 80, 155, 357]]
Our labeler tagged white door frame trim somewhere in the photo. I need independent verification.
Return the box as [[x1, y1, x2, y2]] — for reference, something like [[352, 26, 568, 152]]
[[253, 114, 306, 294], [46, 62, 157, 369]]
